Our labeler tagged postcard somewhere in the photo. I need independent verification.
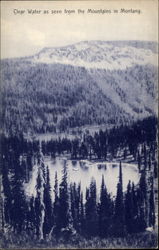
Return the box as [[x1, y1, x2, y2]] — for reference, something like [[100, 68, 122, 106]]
[[0, 0, 158, 248]]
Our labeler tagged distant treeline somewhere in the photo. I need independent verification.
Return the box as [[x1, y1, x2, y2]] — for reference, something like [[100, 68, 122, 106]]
[[41, 116, 157, 164], [1, 116, 157, 174]]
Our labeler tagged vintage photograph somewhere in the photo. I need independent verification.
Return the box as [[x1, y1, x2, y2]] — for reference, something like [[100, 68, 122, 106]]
[[0, 0, 158, 248]]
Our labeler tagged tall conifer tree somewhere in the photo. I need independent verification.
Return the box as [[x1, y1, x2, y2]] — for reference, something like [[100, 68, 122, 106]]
[[85, 178, 98, 236], [58, 161, 69, 230], [43, 166, 53, 238], [114, 161, 125, 236], [98, 175, 113, 237]]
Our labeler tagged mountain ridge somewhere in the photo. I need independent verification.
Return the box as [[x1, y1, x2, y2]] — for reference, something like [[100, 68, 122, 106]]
[[1, 40, 158, 135], [35, 40, 158, 55], [29, 40, 157, 71]]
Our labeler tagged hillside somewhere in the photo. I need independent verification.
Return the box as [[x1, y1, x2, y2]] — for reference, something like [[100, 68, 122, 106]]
[[1, 40, 158, 135]]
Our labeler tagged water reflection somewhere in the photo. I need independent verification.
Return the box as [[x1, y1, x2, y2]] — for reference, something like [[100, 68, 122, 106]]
[[46, 157, 140, 198]]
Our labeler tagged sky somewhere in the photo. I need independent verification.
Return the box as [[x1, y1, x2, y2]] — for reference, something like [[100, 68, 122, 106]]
[[1, 0, 158, 58]]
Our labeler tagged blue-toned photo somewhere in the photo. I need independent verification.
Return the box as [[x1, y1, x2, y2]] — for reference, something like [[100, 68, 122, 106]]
[[0, 0, 158, 249]]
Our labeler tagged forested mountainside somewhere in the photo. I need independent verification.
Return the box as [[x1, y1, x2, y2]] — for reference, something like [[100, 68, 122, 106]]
[[1, 40, 158, 135]]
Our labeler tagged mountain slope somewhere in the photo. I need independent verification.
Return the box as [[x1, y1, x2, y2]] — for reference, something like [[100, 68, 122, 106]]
[[1, 40, 158, 135]]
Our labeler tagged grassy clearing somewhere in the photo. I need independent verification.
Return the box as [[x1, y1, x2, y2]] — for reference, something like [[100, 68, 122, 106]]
[[0, 231, 158, 249]]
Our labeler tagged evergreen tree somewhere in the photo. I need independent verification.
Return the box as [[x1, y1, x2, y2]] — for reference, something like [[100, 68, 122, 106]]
[[136, 188, 147, 232], [71, 139, 79, 159], [26, 153, 33, 174], [58, 161, 69, 231], [54, 171, 58, 202], [131, 182, 140, 233], [98, 175, 113, 237], [135, 173, 147, 232], [53, 171, 60, 236], [43, 166, 53, 238], [1, 160, 12, 227], [70, 183, 81, 232], [113, 161, 125, 236], [10, 157, 27, 233], [34, 169, 43, 238], [149, 180, 155, 227], [137, 150, 141, 172], [99, 130, 107, 160], [125, 181, 137, 233], [143, 143, 147, 170], [26, 196, 36, 235], [94, 132, 101, 159], [85, 178, 98, 237], [86, 135, 94, 160], [79, 192, 85, 235], [79, 142, 88, 159]]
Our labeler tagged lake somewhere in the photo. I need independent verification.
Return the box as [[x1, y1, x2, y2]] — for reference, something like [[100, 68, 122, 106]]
[[25, 156, 140, 200]]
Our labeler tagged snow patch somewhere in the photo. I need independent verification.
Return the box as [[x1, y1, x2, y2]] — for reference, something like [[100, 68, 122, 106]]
[[32, 43, 157, 70], [146, 227, 154, 232]]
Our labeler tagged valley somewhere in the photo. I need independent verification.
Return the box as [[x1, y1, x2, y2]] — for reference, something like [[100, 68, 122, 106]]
[[0, 40, 158, 248]]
